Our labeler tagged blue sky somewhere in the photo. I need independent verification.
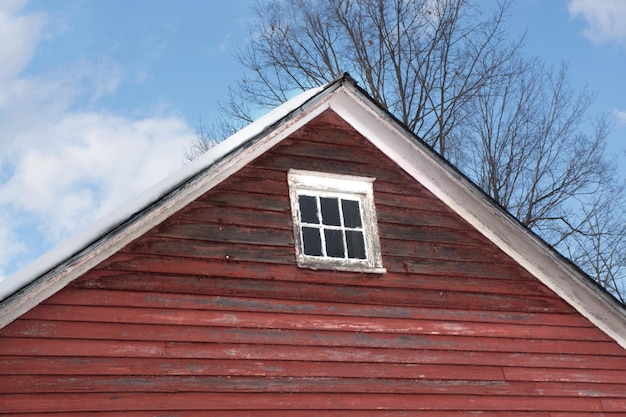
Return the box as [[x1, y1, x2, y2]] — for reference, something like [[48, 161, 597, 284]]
[[0, 0, 625, 280]]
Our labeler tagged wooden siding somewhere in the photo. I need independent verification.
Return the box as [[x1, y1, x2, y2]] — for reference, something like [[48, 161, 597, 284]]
[[1, 110, 625, 415]]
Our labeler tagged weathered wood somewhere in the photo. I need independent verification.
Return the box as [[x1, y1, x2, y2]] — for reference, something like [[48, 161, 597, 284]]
[[173, 205, 291, 229], [74, 270, 570, 312], [3, 336, 623, 377], [19, 305, 611, 342], [154, 222, 294, 246], [6, 320, 623, 357], [195, 190, 290, 211], [125, 238, 296, 264], [213, 174, 289, 196], [45, 288, 595, 328], [286, 127, 372, 147], [376, 204, 477, 229], [1, 110, 625, 415], [4, 375, 626, 398], [273, 139, 387, 166], [0, 392, 610, 413], [256, 152, 421, 184], [0, 357, 507, 379], [0, 412, 593, 417], [0, 412, 566, 417], [379, 222, 492, 247]]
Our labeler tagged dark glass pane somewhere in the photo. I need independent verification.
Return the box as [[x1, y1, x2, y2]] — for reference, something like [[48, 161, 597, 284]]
[[324, 229, 345, 258], [302, 227, 322, 256], [299, 195, 319, 224], [320, 197, 341, 226], [346, 230, 366, 259], [342, 199, 362, 228]]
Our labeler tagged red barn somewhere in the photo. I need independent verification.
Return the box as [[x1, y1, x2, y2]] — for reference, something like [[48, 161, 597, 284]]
[[1, 75, 625, 415]]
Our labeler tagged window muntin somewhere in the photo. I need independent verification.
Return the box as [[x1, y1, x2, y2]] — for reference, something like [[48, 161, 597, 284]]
[[298, 194, 366, 260], [288, 170, 385, 273]]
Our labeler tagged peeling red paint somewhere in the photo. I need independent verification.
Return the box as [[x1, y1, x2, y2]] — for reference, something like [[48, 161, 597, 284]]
[[0, 111, 624, 414]]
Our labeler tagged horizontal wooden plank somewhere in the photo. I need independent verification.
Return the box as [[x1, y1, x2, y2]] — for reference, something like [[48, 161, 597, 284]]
[[127, 237, 529, 275], [160, 343, 626, 372], [47, 289, 596, 329], [75, 270, 574, 313], [272, 139, 387, 166], [380, 236, 511, 263], [288, 129, 371, 150], [3, 375, 626, 398], [255, 152, 416, 184], [0, 338, 165, 358], [376, 205, 476, 230], [153, 222, 294, 246], [99, 248, 549, 293], [20, 305, 610, 342], [384, 256, 542, 281], [124, 238, 296, 265], [379, 222, 487, 247], [0, 357, 506, 379], [0, 392, 607, 413], [5, 320, 622, 358], [98, 250, 546, 286], [124, 237, 540, 289], [173, 205, 292, 229], [374, 189, 458, 213], [3, 356, 625, 390], [373, 179, 438, 199], [212, 174, 289, 196], [6, 336, 620, 373], [0, 375, 515, 394], [0, 412, 567, 417], [235, 166, 288, 182], [601, 398, 626, 413], [504, 367, 626, 383], [195, 190, 290, 211], [291, 114, 373, 144]]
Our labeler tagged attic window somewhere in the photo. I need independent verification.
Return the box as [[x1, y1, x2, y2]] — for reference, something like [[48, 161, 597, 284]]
[[288, 169, 385, 273]]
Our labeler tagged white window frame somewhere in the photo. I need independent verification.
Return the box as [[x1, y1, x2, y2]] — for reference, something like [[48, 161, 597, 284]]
[[288, 169, 386, 273]]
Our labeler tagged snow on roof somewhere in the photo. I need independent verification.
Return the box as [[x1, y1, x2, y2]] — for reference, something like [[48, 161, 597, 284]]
[[0, 86, 324, 302]]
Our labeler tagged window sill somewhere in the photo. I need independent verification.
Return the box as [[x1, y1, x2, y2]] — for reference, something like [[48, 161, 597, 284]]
[[297, 258, 387, 274]]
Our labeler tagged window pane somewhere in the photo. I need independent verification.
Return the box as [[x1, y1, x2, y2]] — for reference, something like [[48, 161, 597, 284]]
[[302, 227, 322, 256], [299, 195, 319, 224], [324, 229, 345, 258], [346, 230, 366, 259], [320, 197, 341, 226], [342, 199, 362, 228]]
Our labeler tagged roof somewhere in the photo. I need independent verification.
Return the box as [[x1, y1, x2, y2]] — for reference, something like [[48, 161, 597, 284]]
[[1, 74, 625, 349], [0, 84, 324, 304]]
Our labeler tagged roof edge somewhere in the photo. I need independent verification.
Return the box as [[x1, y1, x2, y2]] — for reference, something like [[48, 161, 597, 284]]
[[326, 83, 626, 349], [0, 79, 342, 324]]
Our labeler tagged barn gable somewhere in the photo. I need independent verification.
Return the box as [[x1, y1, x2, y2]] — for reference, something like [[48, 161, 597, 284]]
[[1, 75, 625, 414]]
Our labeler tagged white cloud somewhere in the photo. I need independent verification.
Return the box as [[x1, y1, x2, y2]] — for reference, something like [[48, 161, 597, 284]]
[[569, 0, 626, 46], [0, 3, 196, 279], [616, 110, 626, 125], [0, 0, 44, 87], [2, 113, 192, 235]]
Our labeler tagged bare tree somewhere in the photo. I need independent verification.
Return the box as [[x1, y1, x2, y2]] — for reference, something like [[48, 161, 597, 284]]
[[561, 183, 626, 303], [191, 0, 625, 299], [456, 58, 625, 299], [215, 0, 522, 156], [458, 60, 613, 230], [184, 116, 247, 162]]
